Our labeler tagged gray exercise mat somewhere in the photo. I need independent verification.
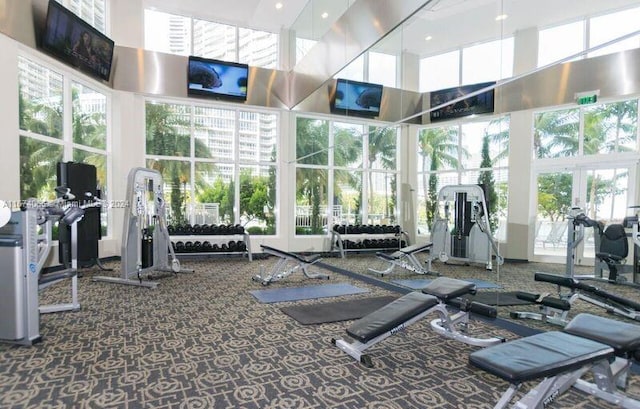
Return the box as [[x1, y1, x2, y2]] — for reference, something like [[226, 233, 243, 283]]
[[250, 282, 369, 303], [280, 295, 399, 325]]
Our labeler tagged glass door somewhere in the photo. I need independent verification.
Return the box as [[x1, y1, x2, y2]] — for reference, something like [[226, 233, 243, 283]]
[[533, 164, 634, 264]]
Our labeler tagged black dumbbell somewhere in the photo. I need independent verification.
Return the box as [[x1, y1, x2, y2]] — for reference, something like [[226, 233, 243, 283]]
[[228, 240, 238, 251], [193, 241, 202, 252], [185, 241, 194, 252], [175, 241, 185, 252], [168, 225, 176, 235], [202, 241, 212, 252], [237, 241, 247, 251]]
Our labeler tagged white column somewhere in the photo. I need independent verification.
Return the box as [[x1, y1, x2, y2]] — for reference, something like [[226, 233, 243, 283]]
[[512, 26, 539, 76], [0, 34, 20, 203]]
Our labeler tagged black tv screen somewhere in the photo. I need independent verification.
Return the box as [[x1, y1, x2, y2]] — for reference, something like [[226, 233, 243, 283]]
[[41, 0, 114, 82], [188, 56, 249, 101], [430, 82, 495, 122], [331, 79, 383, 117]]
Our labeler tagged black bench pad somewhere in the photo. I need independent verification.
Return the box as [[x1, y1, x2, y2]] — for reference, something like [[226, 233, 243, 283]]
[[261, 245, 322, 264], [346, 292, 439, 344], [469, 331, 613, 384], [422, 277, 475, 301], [564, 313, 640, 357]]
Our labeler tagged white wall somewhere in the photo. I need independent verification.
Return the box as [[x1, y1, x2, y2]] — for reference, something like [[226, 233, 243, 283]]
[[0, 35, 20, 203]]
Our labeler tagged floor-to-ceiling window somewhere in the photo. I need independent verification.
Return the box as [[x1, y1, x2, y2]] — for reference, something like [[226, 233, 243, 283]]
[[532, 98, 639, 262], [295, 116, 399, 235], [144, 9, 279, 68], [145, 100, 278, 235], [18, 55, 111, 236], [417, 116, 510, 240]]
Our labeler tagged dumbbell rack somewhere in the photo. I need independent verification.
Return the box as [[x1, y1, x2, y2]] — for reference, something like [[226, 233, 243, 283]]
[[169, 224, 252, 262], [330, 225, 410, 258]]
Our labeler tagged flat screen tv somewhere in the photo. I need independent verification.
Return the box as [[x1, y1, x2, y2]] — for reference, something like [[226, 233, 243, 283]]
[[188, 56, 249, 101], [430, 81, 495, 122], [41, 0, 114, 82], [331, 79, 383, 117]]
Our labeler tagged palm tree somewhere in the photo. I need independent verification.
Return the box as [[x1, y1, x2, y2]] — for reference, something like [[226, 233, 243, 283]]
[[417, 127, 464, 229], [533, 109, 580, 158], [295, 118, 329, 234], [367, 126, 396, 220]]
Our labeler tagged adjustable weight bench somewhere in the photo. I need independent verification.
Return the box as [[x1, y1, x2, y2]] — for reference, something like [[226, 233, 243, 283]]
[[509, 291, 573, 326], [252, 245, 329, 285], [470, 313, 640, 409], [535, 272, 640, 321], [332, 277, 504, 367], [368, 242, 438, 277]]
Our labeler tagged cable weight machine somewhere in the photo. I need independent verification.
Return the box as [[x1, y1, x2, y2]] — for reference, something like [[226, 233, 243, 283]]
[[429, 185, 503, 270], [94, 168, 192, 288]]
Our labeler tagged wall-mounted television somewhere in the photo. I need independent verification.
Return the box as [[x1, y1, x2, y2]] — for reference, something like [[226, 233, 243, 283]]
[[430, 82, 495, 122], [41, 0, 114, 82], [187, 56, 249, 101], [330, 79, 383, 118]]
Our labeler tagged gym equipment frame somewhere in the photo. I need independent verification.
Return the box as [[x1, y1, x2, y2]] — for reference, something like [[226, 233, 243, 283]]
[[252, 245, 329, 285], [429, 185, 503, 270], [332, 277, 503, 367], [94, 168, 192, 288], [0, 199, 83, 346], [368, 242, 437, 276], [470, 313, 640, 409]]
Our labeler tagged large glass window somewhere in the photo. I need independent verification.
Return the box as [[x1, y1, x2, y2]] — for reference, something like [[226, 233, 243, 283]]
[[533, 98, 639, 260], [538, 21, 585, 67], [295, 117, 399, 235], [368, 52, 397, 88], [18, 56, 110, 235], [417, 118, 510, 240], [419, 50, 460, 93], [145, 101, 278, 235], [462, 38, 514, 85], [55, 0, 107, 33], [589, 6, 640, 58], [144, 9, 279, 68]]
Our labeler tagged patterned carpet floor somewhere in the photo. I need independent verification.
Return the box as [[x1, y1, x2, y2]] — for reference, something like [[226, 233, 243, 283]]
[[1, 253, 640, 408]]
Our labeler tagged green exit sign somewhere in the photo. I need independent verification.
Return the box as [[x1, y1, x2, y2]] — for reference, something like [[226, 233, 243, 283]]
[[577, 94, 598, 105], [575, 90, 599, 105]]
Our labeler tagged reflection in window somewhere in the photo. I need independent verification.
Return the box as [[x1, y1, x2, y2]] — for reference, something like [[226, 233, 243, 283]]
[[147, 158, 191, 224], [334, 169, 362, 226], [195, 162, 234, 225], [538, 21, 584, 67], [56, 0, 106, 33]]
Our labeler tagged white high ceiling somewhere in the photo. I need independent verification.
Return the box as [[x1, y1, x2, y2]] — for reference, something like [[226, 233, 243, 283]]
[[144, 0, 640, 57]]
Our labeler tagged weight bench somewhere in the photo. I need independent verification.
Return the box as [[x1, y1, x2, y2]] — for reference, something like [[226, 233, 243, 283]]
[[509, 291, 573, 326], [252, 245, 329, 285], [368, 242, 438, 277], [332, 277, 504, 367], [535, 272, 640, 321], [470, 313, 640, 408]]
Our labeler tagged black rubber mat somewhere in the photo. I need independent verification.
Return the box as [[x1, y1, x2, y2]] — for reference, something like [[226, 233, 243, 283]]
[[463, 291, 535, 306]]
